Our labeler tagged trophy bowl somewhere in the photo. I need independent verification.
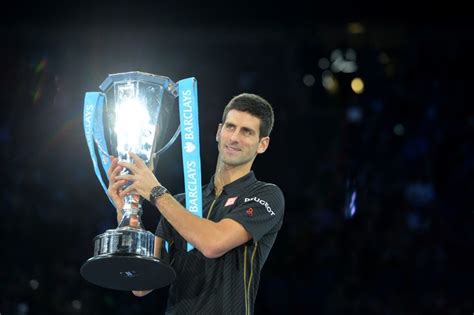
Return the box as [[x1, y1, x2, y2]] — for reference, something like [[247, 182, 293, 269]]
[[81, 71, 181, 291]]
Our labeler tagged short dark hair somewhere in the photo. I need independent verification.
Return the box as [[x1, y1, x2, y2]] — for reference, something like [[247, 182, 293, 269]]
[[222, 93, 274, 138]]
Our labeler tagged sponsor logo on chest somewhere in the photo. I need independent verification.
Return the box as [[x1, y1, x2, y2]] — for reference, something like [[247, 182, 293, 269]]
[[224, 196, 238, 207]]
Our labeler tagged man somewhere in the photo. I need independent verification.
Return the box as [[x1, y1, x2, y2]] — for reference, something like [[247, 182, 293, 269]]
[[107, 93, 285, 314]]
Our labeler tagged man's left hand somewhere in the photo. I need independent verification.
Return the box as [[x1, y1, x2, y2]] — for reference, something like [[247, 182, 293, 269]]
[[115, 151, 160, 201]]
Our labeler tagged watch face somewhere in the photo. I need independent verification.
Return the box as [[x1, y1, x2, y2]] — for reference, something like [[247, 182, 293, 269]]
[[151, 186, 167, 203]]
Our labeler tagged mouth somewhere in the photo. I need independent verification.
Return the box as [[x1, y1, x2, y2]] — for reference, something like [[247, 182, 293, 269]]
[[225, 145, 241, 153]]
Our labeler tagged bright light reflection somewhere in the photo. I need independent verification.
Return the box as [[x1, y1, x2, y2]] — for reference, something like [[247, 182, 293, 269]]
[[115, 98, 154, 154]]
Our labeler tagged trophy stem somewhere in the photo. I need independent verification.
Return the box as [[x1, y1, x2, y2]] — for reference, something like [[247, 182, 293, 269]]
[[118, 197, 145, 229]]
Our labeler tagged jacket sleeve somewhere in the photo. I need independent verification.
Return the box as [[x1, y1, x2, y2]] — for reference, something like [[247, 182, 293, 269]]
[[224, 183, 285, 241]]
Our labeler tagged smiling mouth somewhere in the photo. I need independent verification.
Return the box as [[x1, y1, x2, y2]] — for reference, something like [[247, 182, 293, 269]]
[[225, 145, 241, 152]]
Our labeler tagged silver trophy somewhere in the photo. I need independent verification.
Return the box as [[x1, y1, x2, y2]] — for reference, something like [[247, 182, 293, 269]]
[[80, 71, 183, 291]]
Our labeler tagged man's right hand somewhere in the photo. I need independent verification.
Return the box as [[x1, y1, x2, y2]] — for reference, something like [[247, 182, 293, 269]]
[[107, 156, 127, 213]]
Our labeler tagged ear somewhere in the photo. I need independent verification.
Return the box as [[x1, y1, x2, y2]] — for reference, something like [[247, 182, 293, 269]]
[[216, 123, 222, 142], [257, 136, 270, 154]]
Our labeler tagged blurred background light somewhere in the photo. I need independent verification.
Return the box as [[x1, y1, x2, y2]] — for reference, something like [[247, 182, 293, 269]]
[[318, 57, 330, 70], [322, 70, 339, 94], [394, 123, 405, 136], [72, 300, 82, 311], [303, 74, 316, 87], [347, 22, 365, 34], [351, 77, 364, 94], [330, 49, 358, 73], [29, 279, 39, 290], [346, 105, 363, 123], [378, 52, 390, 64]]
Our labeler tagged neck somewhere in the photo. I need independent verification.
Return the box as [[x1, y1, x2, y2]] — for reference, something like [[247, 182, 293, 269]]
[[213, 157, 252, 196]]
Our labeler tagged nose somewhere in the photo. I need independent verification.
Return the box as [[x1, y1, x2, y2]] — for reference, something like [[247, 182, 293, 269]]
[[229, 129, 240, 142]]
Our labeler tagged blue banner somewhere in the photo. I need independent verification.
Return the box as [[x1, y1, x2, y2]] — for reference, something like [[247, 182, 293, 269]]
[[93, 95, 111, 178], [178, 78, 202, 252], [83, 92, 114, 206]]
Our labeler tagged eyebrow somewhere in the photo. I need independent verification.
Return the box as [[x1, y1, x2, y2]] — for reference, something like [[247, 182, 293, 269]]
[[241, 126, 255, 134], [224, 122, 256, 134]]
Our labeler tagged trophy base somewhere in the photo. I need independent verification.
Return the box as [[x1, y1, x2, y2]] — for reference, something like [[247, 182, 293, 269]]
[[80, 254, 176, 291]]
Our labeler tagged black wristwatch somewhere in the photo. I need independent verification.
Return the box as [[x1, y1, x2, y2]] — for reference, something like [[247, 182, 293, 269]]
[[149, 185, 169, 205]]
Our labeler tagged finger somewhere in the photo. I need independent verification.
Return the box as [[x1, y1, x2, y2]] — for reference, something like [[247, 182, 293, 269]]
[[110, 179, 127, 191], [108, 179, 124, 194], [108, 166, 123, 186], [107, 157, 118, 178], [129, 151, 147, 168], [118, 160, 139, 174], [115, 174, 135, 181], [120, 184, 136, 197], [111, 165, 123, 178]]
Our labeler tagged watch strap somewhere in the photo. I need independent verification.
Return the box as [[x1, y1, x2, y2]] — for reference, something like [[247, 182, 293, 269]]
[[150, 185, 169, 205]]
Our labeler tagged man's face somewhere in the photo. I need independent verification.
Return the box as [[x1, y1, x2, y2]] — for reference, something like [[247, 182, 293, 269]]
[[216, 109, 269, 167]]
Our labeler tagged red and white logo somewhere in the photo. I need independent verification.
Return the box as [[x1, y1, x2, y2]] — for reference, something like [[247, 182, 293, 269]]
[[225, 196, 238, 207], [246, 207, 254, 216]]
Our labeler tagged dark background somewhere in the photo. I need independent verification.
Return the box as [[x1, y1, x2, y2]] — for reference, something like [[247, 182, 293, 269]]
[[1, 1, 473, 314]]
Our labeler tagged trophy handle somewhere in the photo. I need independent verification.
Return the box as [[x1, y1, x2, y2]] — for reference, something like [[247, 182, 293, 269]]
[[94, 138, 111, 160], [91, 92, 111, 177], [152, 125, 181, 158], [84, 91, 115, 206]]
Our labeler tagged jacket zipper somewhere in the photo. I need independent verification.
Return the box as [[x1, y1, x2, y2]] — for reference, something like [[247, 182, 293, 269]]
[[206, 192, 221, 219]]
